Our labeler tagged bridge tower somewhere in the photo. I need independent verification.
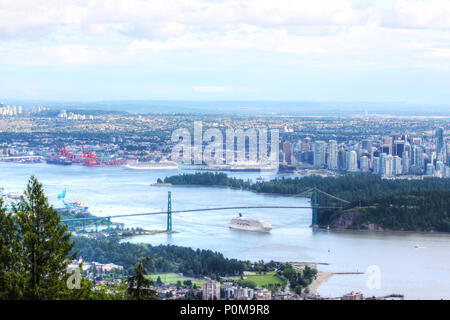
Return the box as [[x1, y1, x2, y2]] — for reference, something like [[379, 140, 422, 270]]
[[107, 217, 111, 233], [312, 187, 318, 227], [167, 191, 172, 231]]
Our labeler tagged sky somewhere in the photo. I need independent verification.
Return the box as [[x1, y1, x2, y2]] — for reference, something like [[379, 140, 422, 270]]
[[2, 0, 450, 104]]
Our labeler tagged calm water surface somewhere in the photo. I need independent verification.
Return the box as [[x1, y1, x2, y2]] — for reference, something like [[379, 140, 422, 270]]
[[1, 162, 449, 299]]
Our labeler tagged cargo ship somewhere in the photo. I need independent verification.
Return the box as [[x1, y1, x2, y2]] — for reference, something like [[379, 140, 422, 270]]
[[46, 156, 72, 165], [229, 213, 272, 233]]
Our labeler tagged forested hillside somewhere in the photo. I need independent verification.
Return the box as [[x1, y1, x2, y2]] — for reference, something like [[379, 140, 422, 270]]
[[163, 172, 450, 232], [73, 237, 250, 277]]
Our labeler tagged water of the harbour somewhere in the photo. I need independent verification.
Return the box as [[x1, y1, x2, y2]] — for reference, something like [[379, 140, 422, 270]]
[[1, 162, 449, 299]]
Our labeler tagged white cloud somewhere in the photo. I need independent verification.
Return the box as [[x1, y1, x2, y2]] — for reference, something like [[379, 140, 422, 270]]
[[2, 0, 450, 67], [3, 0, 450, 41]]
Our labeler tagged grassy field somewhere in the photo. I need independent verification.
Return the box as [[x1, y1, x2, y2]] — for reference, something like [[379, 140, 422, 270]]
[[244, 271, 286, 288], [146, 273, 205, 286], [148, 271, 285, 289]]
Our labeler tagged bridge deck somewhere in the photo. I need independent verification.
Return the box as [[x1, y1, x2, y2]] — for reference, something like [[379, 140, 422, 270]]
[[61, 205, 343, 222]]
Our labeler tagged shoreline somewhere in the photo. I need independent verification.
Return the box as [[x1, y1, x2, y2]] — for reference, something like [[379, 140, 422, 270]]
[[157, 183, 450, 235], [308, 271, 334, 294]]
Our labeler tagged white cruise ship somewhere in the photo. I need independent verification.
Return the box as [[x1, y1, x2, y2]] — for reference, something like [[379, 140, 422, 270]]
[[123, 160, 179, 170], [229, 213, 272, 233]]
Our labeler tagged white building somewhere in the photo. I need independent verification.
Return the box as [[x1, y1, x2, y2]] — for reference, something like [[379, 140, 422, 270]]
[[313, 141, 326, 168], [360, 156, 369, 172], [393, 156, 402, 175], [328, 140, 338, 170], [346, 150, 358, 172], [203, 280, 220, 300]]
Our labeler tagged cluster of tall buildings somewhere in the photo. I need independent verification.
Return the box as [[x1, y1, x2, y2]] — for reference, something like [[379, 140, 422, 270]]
[[57, 109, 93, 120], [0, 103, 22, 116], [285, 128, 450, 178], [29, 105, 49, 114]]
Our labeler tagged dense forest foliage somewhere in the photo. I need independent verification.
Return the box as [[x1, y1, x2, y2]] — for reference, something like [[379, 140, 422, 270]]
[[347, 191, 450, 231], [163, 172, 450, 232], [277, 264, 318, 295], [73, 237, 250, 277]]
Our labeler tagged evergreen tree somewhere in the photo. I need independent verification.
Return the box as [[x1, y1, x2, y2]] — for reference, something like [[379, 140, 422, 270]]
[[0, 199, 22, 299], [127, 257, 158, 300], [13, 176, 78, 299]]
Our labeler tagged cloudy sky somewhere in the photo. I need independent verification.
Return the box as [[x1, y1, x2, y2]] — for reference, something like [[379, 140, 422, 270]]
[[1, 0, 450, 103]]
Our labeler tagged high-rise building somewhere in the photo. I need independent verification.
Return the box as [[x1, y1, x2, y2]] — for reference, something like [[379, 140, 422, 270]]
[[283, 141, 292, 164], [380, 153, 393, 176], [301, 137, 311, 152], [445, 166, 450, 178], [361, 139, 372, 152], [346, 150, 358, 172], [412, 146, 424, 172], [393, 156, 402, 175], [412, 137, 421, 146], [313, 141, 326, 167], [373, 156, 381, 174], [328, 140, 338, 170], [338, 147, 346, 171], [394, 140, 405, 157], [360, 156, 369, 172], [203, 280, 221, 300], [436, 127, 445, 154], [425, 163, 434, 176], [402, 151, 410, 174], [383, 137, 393, 155]]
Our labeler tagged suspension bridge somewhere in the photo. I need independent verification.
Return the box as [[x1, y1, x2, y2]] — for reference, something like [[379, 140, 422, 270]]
[[61, 188, 350, 233]]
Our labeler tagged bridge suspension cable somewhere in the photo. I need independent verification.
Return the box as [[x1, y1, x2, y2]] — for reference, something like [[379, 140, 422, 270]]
[[61, 188, 350, 232]]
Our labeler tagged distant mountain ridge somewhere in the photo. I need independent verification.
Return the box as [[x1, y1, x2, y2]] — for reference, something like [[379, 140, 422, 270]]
[[2, 99, 450, 116]]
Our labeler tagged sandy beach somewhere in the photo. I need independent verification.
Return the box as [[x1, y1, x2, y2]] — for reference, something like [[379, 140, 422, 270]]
[[308, 271, 334, 294], [290, 262, 334, 294]]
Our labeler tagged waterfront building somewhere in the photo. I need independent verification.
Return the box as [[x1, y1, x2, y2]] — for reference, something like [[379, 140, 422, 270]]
[[342, 291, 364, 300], [254, 289, 272, 300]]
